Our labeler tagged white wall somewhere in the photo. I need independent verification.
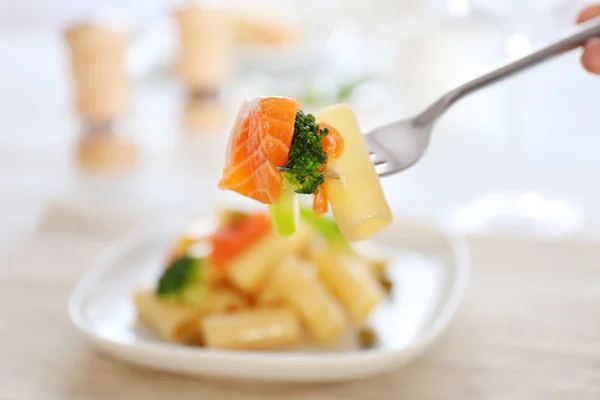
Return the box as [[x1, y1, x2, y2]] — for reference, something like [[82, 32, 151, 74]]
[[0, 0, 424, 30]]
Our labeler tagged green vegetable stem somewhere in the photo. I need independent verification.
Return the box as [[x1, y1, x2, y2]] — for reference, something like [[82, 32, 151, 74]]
[[299, 206, 349, 251], [269, 186, 299, 236]]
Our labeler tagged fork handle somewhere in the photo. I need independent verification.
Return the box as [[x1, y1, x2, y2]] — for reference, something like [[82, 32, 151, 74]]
[[415, 16, 600, 127]]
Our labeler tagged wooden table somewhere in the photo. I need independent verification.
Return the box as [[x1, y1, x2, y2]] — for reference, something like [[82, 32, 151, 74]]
[[3, 228, 600, 399]]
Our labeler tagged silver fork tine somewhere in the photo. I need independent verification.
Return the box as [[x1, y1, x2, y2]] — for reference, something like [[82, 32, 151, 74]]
[[370, 152, 387, 166], [365, 134, 400, 177]]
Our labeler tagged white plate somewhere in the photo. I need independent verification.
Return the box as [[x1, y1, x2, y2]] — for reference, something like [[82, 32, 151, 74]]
[[69, 215, 470, 382]]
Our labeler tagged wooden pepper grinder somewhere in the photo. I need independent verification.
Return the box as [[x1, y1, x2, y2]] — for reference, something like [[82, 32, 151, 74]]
[[65, 22, 137, 171], [175, 3, 233, 133], [182, 89, 229, 133]]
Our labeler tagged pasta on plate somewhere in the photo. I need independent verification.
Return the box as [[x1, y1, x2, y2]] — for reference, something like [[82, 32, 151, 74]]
[[133, 207, 394, 351]]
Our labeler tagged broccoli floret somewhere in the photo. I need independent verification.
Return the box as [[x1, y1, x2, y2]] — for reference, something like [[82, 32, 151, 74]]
[[284, 110, 329, 194], [156, 256, 208, 310]]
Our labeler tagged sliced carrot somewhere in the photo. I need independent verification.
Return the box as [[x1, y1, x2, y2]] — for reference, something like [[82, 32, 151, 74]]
[[211, 213, 272, 269], [312, 184, 329, 216], [311, 122, 343, 216], [318, 122, 344, 159]]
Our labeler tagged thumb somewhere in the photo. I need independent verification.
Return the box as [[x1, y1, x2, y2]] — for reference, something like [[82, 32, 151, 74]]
[[577, 4, 600, 74], [577, 4, 600, 24]]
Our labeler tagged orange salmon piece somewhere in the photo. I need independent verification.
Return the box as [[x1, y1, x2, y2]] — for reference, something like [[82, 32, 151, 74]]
[[218, 97, 301, 204]]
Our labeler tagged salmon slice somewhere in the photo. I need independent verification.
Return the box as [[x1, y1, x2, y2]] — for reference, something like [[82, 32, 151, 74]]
[[218, 97, 301, 204]]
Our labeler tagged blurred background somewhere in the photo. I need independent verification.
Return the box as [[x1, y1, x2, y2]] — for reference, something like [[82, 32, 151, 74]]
[[1, 0, 599, 251]]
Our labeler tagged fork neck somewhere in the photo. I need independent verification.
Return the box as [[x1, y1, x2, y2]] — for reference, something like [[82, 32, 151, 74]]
[[412, 16, 600, 128]]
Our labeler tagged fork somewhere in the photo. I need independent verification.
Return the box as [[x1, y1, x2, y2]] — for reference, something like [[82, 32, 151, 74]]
[[366, 16, 600, 177]]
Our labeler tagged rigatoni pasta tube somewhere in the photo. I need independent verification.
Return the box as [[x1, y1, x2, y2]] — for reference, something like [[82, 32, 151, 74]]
[[317, 104, 392, 241], [133, 290, 199, 343], [313, 249, 385, 323], [227, 226, 310, 293], [202, 308, 301, 350], [208, 288, 249, 313], [273, 258, 346, 343], [255, 277, 285, 308]]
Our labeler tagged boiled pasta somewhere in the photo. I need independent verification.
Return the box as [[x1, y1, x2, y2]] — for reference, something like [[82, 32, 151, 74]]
[[317, 104, 392, 241], [273, 257, 346, 343], [208, 288, 249, 313], [227, 226, 310, 293], [133, 207, 393, 352], [254, 277, 285, 308], [202, 308, 301, 350], [312, 249, 385, 322], [133, 290, 199, 343]]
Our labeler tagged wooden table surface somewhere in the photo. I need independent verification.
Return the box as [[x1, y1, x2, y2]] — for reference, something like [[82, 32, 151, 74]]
[[2, 228, 600, 400]]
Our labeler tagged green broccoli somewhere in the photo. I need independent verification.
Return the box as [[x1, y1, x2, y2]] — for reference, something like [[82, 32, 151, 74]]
[[156, 256, 208, 310], [284, 110, 329, 195], [270, 111, 330, 237], [299, 206, 349, 251]]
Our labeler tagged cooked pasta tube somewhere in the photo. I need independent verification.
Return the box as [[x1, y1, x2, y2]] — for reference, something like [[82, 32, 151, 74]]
[[255, 277, 286, 308], [316, 104, 392, 241], [227, 226, 310, 293], [208, 288, 249, 313], [202, 308, 301, 350], [206, 264, 228, 287], [313, 249, 385, 322], [133, 290, 199, 343], [273, 257, 346, 343]]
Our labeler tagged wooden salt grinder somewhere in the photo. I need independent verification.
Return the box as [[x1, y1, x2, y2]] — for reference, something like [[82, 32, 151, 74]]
[[175, 4, 233, 95], [65, 23, 136, 171]]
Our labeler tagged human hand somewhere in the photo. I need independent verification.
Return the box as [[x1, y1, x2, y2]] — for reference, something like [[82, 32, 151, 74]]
[[577, 4, 600, 74]]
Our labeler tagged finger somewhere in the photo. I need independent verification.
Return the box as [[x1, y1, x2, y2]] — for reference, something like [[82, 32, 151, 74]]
[[560, 5, 600, 54], [576, 4, 600, 24], [581, 38, 600, 74]]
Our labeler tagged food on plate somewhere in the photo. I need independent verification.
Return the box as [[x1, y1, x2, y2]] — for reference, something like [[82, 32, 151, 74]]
[[133, 207, 393, 350], [312, 248, 385, 323], [218, 96, 392, 241], [357, 325, 378, 349], [202, 308, 301, 350], [221, 217, 310, 293], [272, 257, 346, 343], [134, 290, 199, 343], [254, 276, 285, 308]]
